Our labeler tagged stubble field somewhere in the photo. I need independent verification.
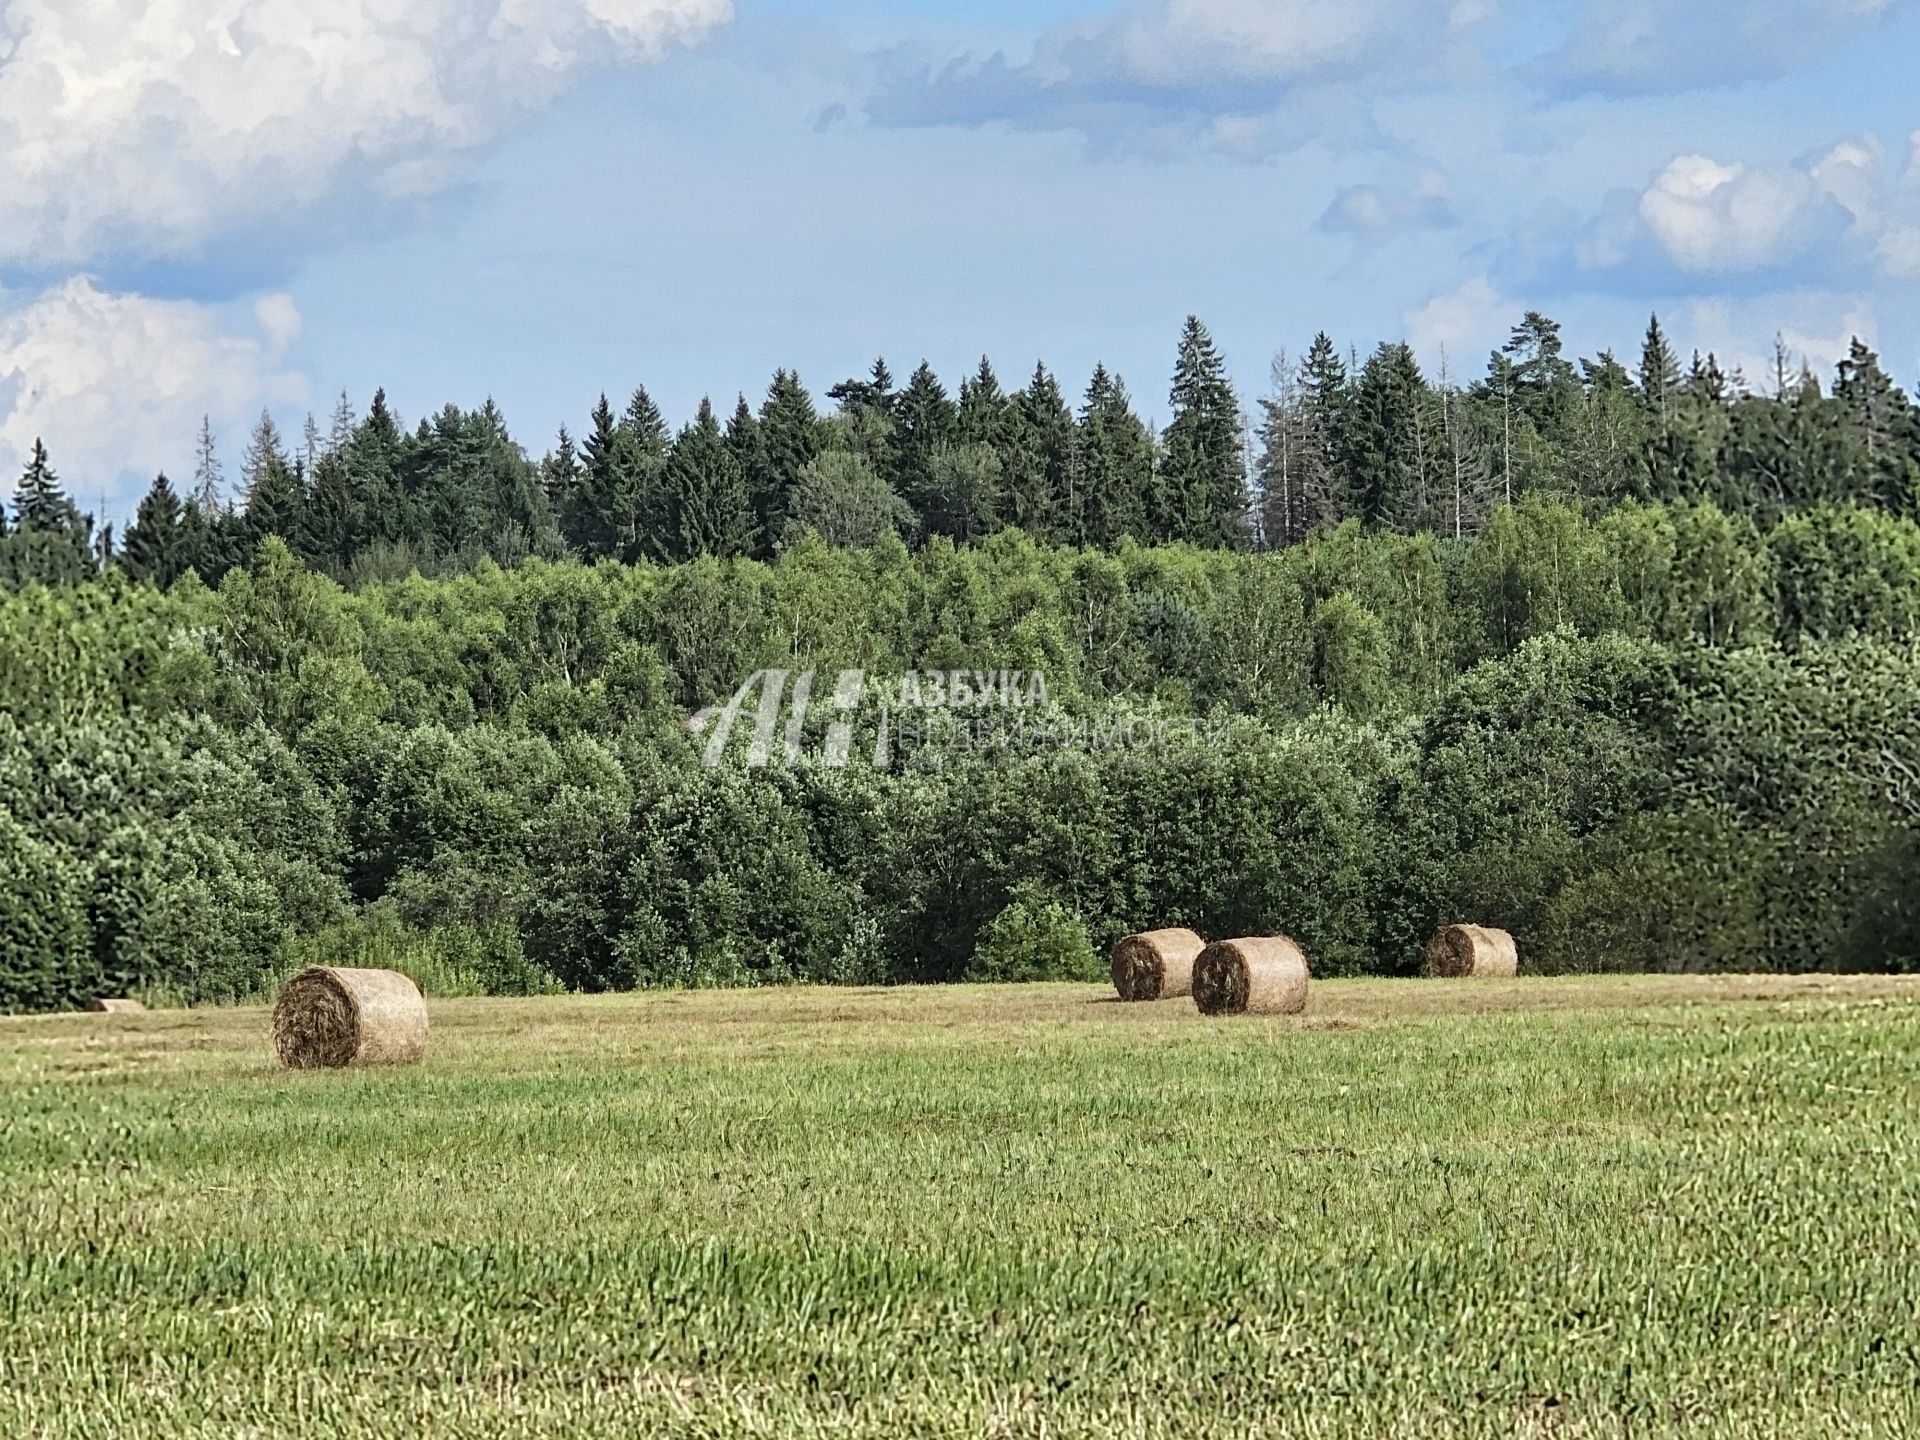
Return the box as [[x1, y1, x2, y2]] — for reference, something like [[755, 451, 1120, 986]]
[[4, 975, 1919, 1438]]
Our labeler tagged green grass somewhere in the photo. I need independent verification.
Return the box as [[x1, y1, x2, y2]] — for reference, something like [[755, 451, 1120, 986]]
[[4, 976, 1919, 1438]]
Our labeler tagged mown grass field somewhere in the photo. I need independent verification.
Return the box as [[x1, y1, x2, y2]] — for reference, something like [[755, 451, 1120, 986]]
[[4, 976, 1919, 1438]]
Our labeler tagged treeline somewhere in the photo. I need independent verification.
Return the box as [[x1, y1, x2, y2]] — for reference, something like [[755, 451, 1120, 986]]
[[3, 313, 1918, 594], [2, 505, 1918, 1011]]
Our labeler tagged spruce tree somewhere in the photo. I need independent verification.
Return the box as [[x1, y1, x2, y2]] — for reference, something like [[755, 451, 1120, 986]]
[[11, 439, 82, 535], [893, 361, 956, 526], [1077, 365, 1154, 548], [174, 496, 224, 584], [755, 370, 823, 544], [623, 387, 670, 464], [1639, 314, 1682, 422], [722, 397, 769, 552], [1257, 353, 1344, 548], [479, 398, 557, 560], [1348, 343, 1429, 530], [1300, 333, 1352, 505], [347, 388, 406, 546], [568, 395, 623, 556], [407, 405, 467, 556], [241, 411, 302, 542], [121, 473, 184, 585], [566, 389, 670, 563], [661, 398, 752, 561], [1722, 379, 1849, 520], [957, 357, 1013, 451], [1637, 314, 1688, 499], [304, 447, 357, 569], [1003, 362, 1072, 542], [1160, 316, 1249, 547], [541, 425, 582, 512], [1835, 339, 1919, 512]]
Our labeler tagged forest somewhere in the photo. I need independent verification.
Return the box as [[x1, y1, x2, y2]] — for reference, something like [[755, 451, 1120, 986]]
[[1, 311, 1918, 1011]]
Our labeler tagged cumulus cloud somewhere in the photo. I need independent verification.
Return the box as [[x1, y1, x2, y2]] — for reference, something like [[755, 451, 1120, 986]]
[[0, 279, 307, 505], [1632, 153, 1847, 274], [1527, 0, 1909, 98], [1884, 130, 1920, 276], [0, 0, 733, 267], [863, 0, 1487, 157], [1503, 138, 1916, 295], [1403, 275, 1511, 371], [1318, 172, 1455, 238]]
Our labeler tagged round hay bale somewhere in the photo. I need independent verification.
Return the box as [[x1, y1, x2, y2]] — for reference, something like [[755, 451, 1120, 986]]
[[1427, 924, 1519, 979], [86, 997, 145, 1014], [1111, 927, 1205, 1002], [272, 967, 429, 1070], [1193, 937, 1310, 1016]]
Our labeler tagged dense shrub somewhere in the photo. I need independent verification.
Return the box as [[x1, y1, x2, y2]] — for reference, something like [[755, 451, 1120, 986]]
[[967, 883, 1099, 982]]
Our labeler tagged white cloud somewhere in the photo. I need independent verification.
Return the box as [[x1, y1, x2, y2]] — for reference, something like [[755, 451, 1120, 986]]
[[1115, 0, 1407, 85], [1404, 275, 1510, 373], [1319, 170, 1455, 238], [0, 278, 307, 506], [0, 0, 733, 266], [1635, 154, 1835, 274], [863, 0, 1466, 157], [1529, 0, 1911, 97], [1551, 138, 1910, 288], [1880, 226, 1920, 278]]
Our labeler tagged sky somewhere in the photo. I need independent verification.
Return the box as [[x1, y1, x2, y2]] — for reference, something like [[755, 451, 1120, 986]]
[[2, 0, 1918, 521]]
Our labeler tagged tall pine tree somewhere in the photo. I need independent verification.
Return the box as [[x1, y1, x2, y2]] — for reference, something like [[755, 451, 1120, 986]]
[[1835, 339, 1919, 513], [568, 395, 624, 556], [1077, 365, 1154, 549], [241, 411, 302, 544], [1257, 351, 1345, 547], [12, 439, 82, 535], [1161, 316, 1248, 547], [755, 370, 823, 547], [892, 361, 956, 527], [1348, 343, 1429, 530], [662, 398, 753, 561], [121, 473, 185, 585], [1003, 362, 1073, 542]]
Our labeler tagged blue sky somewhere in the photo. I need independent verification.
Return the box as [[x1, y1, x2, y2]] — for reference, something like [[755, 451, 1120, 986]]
[[1, 0, 1917, 519]]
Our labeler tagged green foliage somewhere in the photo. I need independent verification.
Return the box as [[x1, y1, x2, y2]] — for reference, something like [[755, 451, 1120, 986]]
[[0, 814, 91, 1012], [1310, 591, 1389, 719], [258, 907, 564, 1001], [966, 883, 1098, 982], [782, 451, 913, 551], [6, 485, 1920, 1008]]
